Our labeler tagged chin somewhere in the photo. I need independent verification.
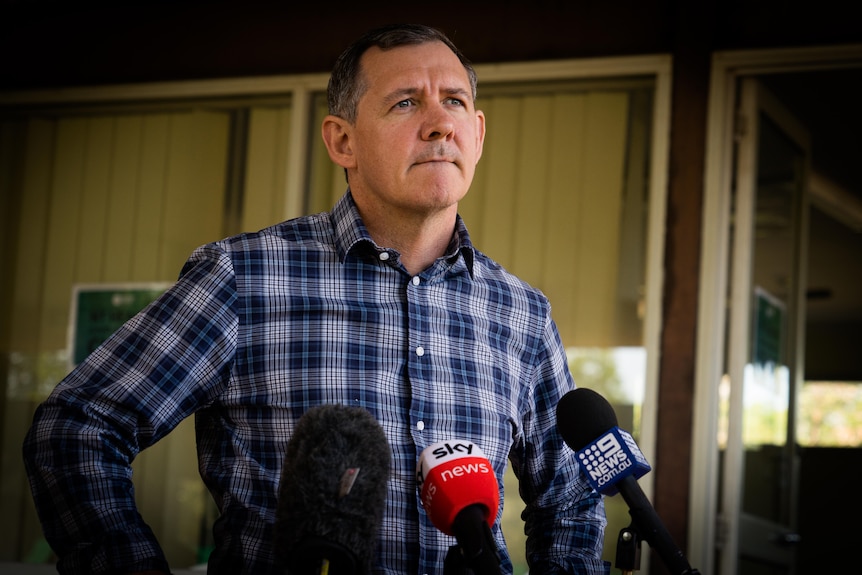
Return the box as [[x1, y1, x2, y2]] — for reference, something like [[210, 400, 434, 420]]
[[420, 185, 467, 208]]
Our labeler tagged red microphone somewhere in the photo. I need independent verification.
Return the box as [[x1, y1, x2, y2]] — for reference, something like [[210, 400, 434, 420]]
[[416, 440, 501, 573]]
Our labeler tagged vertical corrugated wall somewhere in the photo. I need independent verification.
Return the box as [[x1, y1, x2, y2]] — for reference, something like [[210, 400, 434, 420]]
[[463, 90, 631, 346]]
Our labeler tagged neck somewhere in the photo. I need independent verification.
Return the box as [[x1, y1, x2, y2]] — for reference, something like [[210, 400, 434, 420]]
[[356, 200, 457, 276]]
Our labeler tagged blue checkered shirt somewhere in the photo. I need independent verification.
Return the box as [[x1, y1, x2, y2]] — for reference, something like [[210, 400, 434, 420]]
[[24, 191, 607, 574]]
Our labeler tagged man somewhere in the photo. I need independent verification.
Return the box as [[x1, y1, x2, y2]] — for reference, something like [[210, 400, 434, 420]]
[[23, 24, 608, 574]]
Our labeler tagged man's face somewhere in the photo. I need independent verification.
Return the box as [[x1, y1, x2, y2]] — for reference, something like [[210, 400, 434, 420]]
[[330, 41, 485, 218]]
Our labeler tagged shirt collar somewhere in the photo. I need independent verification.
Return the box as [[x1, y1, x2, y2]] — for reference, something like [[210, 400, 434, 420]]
[[330, 189, 475, 278]]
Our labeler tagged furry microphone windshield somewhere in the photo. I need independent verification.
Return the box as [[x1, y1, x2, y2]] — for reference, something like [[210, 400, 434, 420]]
[[275, 403, 391, 575]]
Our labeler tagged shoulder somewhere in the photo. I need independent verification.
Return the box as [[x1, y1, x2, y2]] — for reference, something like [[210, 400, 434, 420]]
[[236, 212, 335, 249], [469, 248, 552, 318], [179, 212, 337, 280], [204, 212, 336, 257]]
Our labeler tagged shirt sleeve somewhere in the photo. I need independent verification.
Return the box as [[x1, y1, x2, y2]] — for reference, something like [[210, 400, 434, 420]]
[[21, 243, 239, 574], [515, 313, 611, 575]]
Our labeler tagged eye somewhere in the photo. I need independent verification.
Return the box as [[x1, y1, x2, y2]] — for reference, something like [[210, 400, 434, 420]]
[[395, 99, 413, 109], [445, 97, 465, 107]]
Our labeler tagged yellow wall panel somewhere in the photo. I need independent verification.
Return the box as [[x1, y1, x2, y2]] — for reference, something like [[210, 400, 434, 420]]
[[1, 122, 60, 567], [476, 96, 521, 266], [462, 90, 631, 346], [0, 121, 23, 350], [543, 93, 587, 344], [243, 107, 291, 231], [133, 114, 171, 282], [3, 119, 55, 354], [39, 117, 88, 351], [160, 111, 230, 277], [573, 92, 629, 345], [511, 95, 553, 289], [104, 115, 144, 282], [76, 116, 114, 283]]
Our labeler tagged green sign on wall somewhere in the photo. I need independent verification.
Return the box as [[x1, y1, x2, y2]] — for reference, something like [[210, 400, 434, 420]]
[[752, 286, 786, 368], [70, 284, 171, 366]]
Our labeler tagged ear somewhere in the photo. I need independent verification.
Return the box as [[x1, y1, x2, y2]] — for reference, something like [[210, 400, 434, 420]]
[[321, 115, 357, 170], [474, 109, 486, 164]]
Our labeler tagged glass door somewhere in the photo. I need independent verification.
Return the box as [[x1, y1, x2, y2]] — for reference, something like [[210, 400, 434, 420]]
[[719, 77, 809, 575]]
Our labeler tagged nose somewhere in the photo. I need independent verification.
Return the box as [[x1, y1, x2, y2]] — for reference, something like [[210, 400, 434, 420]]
[[421, 103, 455, 141]]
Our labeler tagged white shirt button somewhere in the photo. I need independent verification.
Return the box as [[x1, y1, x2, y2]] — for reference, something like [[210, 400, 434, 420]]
[[415, 346, 425, 357], [416, 421, 425, 431], [412, 276, 420, 285], [379, 251, 390, 261]]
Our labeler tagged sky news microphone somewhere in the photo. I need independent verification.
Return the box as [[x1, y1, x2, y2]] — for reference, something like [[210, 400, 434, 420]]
[[275, 404, 391, 575], [416, 440, 502, 575], [556, 388, 700, 575]]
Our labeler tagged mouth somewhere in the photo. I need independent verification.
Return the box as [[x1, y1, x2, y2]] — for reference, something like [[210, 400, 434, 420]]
[[412, 160, 459, 175], [414, 146, 460, 168], [414, 156, 458, 168]]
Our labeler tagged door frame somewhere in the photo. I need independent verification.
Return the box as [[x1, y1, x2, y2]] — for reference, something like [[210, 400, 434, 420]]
[[691, 43, 862, 572], [726, 75, 810, 573]]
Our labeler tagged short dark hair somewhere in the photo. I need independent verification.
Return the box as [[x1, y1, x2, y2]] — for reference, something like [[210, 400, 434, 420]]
[[327, 23, 478, 123]]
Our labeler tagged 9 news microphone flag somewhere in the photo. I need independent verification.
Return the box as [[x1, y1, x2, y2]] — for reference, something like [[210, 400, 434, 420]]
[[557, 388, 701, 575]]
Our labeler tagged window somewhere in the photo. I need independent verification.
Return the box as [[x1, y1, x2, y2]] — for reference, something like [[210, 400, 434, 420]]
[[798, 381, 862, 446]]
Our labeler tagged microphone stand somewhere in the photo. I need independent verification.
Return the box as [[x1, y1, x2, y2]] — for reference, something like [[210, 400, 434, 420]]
[[614, 476, 701, 575], [444, 505, 502, 575], [615, 521, 702, 575], [444, 543, 501, 575], [615, 522, 642, 575], [444, 544, 473, 575], [613, 517, 701, 575]]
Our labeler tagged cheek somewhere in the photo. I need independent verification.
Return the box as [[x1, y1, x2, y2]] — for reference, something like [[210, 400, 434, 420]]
[[358, 128, 406, 167], [461, 138, 482, 169], [473, 137, 484, 165], [354, 147, 400, 187]]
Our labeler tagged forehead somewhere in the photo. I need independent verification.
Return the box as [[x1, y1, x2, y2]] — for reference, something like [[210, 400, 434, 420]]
[[359, 41, 472, 93]]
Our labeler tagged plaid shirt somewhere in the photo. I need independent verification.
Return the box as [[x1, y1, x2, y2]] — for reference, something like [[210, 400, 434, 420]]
[[24, 191, 607, 575]]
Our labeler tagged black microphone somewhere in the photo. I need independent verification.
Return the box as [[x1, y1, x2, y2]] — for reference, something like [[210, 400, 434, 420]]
[[275, 404, 391, 575], [556, 388, 700, 575]]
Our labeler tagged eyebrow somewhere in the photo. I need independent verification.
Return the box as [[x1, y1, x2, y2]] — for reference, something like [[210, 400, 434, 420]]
[[444, 87, 473, 102], [382, 86, 473, 106]]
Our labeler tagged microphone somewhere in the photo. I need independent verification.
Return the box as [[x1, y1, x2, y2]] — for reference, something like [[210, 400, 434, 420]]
[[275, 404, 391, 575], [416, 440, 502, 574], [556, 388, 700, 575]]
